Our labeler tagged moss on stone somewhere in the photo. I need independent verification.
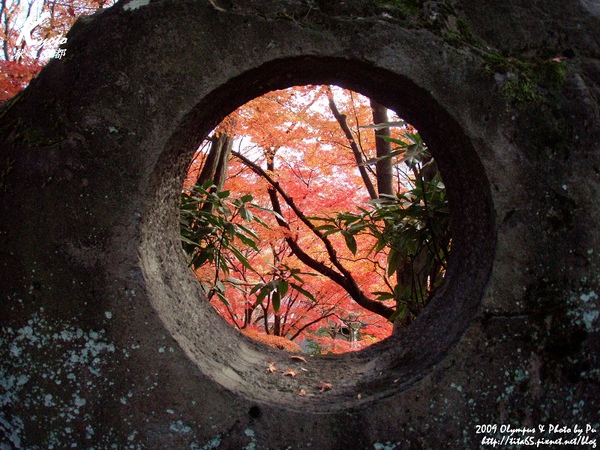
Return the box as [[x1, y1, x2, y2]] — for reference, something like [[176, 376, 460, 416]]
[[484, 52, 568, 105]]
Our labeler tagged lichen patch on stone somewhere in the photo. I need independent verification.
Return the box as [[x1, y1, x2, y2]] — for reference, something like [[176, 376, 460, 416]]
[[123, 0, 150, 11]]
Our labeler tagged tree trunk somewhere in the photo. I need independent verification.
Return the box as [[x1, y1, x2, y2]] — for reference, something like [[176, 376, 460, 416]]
[[370, 99, 394, 198], [195, 132, 232, 213], [243, 306, 253, 328], [211, 133, 232, 192], [196, 132, 232, 190], [273, 313, 281, 336]]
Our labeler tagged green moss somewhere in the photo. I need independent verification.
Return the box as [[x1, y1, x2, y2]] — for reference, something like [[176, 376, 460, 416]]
[[454, 17, 477, 44], [484, 53, 567, 105]]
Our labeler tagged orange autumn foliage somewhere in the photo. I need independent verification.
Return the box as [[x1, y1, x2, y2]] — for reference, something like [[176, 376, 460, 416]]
[[1, 1, 115, 103], [0, 60, 43, 102], [242, 328, 302, 353], [186, 85, 415, 353]]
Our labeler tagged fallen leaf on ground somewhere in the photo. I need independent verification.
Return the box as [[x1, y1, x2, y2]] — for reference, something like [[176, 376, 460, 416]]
[[318, 382, 333, 392], [296, 389, 307, 396], [290, 355, 307, 363], [267, 363, 278, 373], [283, 369, 298, 377]]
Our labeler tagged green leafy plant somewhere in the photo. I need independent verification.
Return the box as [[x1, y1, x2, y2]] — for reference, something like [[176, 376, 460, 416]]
[[314, 132, 451, 324], [180, 180, 273, 304], [250, 264, 317, 313], [180, 180, 316, 310]]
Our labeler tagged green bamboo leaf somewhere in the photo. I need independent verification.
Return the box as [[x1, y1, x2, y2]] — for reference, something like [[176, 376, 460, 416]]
[[215, 280, 226, 293], [341, 230, 357, 255], [314, 224, 338, 232], [234, 232, 259, 251], [359, 121, 406, 130], [272, 291, 281, 313], [389, 304, 406, 323], [218, 257, 230, 275], [276, 279, 289, 298], [290, 283, 316, 302], [236, 224, 259, 240], [190, 251, 210, 270], [239, 205, 254, 222], [199, 180, 216, 190], [255, 283, 274, 306], [359, 149, 405, 167], [228, 246, 253, 271], [347, 223, 366, 233], [307, 215, 335, 222], [322, 228, 341, 237], [180, 235, 201, 247], [249, 204, 287, 222], [387, 248, 404, 277], [290, 271, 304, 282], [215, 289, 230, 306], [250, 283, 265, 295], [373, 291, 396, 301], [373, 237, 388, 255]]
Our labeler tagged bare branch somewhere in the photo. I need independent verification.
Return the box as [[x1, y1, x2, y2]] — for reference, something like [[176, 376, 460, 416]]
[[326, 87, 378, 200], [232, 150, 394, 320]]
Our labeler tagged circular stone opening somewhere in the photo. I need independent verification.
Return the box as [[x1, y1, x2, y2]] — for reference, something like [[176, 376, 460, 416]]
[[180, 85, 450, 355], [140, 56, 495, 411]]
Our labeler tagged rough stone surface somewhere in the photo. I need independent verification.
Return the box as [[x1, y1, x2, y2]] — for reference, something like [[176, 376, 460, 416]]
[[1, 0, 599, 448]]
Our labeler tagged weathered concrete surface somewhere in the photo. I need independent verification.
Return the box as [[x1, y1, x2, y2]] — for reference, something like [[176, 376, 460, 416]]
[[1, 0, 599, 447]]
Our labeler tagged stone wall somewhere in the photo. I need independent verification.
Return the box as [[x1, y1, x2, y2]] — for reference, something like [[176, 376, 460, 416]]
[[1, 0, 599, 447]]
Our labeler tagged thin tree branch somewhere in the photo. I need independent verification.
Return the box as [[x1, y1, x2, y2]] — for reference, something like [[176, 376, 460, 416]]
[[326, 87, 378, 200], [232, 150, 394, 320], [289, 311, 336, 341]]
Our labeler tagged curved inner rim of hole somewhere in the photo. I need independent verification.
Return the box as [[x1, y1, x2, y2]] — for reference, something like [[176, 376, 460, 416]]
[[180, 84, 450, 355], [143, 56, 495, 408]]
